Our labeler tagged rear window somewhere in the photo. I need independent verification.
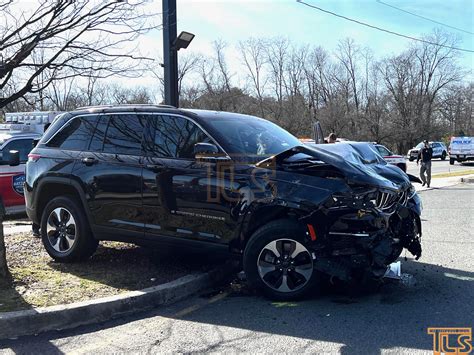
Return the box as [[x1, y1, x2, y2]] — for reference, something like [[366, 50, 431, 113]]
[[47, 116, 99, 151], [39, 113, 69, 144]]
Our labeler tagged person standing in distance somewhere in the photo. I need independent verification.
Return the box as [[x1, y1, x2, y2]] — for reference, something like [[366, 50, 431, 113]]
[[417, 140, 433, 187]]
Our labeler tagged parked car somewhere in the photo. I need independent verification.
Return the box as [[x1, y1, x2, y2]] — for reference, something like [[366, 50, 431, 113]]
[[25, 105, 422, 300], [0, 112, 60, 215], [373, 144, 407, 172], [0, 130, 41, 215], [407, 141, 447, 161], [449, 136, 474, 165]]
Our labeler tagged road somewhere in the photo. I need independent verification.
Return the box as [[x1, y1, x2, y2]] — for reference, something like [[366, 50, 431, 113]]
[[1, 184, 474, 354], [406, 159, 474, 176]]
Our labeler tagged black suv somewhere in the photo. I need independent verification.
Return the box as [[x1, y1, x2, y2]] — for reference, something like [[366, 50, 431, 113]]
[[25, 105, 422, 300]]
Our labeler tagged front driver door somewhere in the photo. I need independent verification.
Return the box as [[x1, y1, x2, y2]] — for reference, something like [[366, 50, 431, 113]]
[[142, 114, 237, 244]]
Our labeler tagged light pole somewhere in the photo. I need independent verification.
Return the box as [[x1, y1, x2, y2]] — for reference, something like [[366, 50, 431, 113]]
[[162, 0, 194, 108]]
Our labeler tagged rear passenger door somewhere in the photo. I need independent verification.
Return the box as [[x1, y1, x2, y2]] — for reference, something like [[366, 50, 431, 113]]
[[73, 113, 146, 236]]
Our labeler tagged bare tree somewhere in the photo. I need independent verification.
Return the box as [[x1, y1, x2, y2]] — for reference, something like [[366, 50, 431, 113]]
[[151, 53, 202, 102], [239, 38, 267, 117], [265, 37, 289, 119], [380, 31, 462, 152], [0, 0, 160, 108]]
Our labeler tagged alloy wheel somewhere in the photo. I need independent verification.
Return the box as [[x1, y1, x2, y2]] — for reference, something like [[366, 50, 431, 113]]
[[257, 238, 313, 293], [46, 207, 77, 253]]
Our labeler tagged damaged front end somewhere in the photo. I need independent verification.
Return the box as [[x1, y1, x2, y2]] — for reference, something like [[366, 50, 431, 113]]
[[257, 143, 423, 283], [302, 185, 422, 282]]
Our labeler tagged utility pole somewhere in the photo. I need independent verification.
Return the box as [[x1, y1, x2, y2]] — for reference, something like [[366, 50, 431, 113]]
[[162, 0, 178, 107]]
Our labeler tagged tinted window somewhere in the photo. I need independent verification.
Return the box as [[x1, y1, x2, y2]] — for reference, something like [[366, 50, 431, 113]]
[[40, 113, 69, 144], [103, 114, 146, 155], [149, 115, 212, 159], [88, 116, 108, 152], [47, 116, 98, 150], [0, 139, 34, 164]]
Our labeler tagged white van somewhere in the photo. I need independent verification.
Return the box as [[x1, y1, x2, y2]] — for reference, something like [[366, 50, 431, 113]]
[[449, 136, 474, 165]]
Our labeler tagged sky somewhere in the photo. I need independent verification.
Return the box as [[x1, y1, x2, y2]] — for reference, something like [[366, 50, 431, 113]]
[[11, 0, 472, 89], [132, 0, 473, 88]]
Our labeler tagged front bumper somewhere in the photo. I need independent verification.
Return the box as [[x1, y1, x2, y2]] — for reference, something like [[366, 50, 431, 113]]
[[303, 190, 422, 281]]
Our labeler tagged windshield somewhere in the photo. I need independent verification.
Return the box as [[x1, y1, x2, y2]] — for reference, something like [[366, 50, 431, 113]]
[[415, 142, 424, 149], [205, 116, 301, 159]]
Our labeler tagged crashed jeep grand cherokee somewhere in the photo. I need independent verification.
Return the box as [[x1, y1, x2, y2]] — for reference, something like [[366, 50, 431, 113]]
[[25, 106, 422, 300]]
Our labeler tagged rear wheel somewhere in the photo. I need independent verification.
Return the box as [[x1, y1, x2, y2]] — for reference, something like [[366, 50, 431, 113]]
[[41, 196, 98, 262], [449, 158, 455, 165], [441, 151, 447, 160], [243, 219, 321, 300]]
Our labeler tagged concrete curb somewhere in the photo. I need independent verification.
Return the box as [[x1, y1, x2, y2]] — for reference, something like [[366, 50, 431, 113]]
[[0, 261, 236, 340]]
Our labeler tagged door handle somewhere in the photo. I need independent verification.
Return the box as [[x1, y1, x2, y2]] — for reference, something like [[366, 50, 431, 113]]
[[146, 164, 164, 172], [82, 157, 98, 166]]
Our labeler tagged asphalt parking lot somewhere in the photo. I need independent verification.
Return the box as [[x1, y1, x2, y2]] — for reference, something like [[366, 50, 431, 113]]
[[1, 183, 473, 354]]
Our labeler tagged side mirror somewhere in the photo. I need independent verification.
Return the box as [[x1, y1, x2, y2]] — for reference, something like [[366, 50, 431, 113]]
[[8, 150, 20, 166], [194, 142, 219, 156]]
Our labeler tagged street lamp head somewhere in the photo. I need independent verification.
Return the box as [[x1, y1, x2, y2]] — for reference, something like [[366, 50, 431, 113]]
[[174, 31, 195, 51]]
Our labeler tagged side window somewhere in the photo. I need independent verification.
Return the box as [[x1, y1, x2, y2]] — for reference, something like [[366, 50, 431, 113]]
[[103, 114, 146, 155], [88, 116, 109, 152], [376, 146, 391, 156], [150, 115, 212, 159], [0, 139, 34, 164], [47, 116, 98, 151]]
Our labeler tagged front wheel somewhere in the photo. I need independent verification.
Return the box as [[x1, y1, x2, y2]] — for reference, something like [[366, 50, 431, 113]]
[[41, 196, 98, 262], [409, 157, 415, 162], [449, 158, 455, 165], [243, 219, 321, 300], [441, 151, 447, 160]]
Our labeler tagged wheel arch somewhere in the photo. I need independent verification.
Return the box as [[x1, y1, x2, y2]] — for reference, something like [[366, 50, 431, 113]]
[[34, 177, 93, 228], [232, 202, 313, 253]]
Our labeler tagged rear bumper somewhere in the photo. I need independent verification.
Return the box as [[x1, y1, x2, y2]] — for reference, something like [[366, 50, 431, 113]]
[[5, 204, 26, 216], [451, 155, 474, 161]]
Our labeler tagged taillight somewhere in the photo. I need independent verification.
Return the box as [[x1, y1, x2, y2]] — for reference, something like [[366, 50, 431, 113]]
[[28, 153, 41, 162]]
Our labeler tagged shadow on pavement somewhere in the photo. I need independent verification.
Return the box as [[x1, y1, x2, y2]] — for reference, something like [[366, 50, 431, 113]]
[[2, 260, 472, 354], [164, 260, 473, 354]]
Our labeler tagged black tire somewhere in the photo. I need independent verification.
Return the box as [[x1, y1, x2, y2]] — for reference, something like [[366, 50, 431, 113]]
[[441, 151, 447, 160], [243, 219, 321, 301], [409, 157, 415, 162], [449, 158, 455, 165], [41, 196, 98, 262]]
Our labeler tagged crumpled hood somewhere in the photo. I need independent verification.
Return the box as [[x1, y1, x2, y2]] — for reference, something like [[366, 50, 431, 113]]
[[257, 143, 410, 192]]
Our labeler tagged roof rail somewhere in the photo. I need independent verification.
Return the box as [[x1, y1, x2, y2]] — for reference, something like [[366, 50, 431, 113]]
[[74, 104, 177, 111]]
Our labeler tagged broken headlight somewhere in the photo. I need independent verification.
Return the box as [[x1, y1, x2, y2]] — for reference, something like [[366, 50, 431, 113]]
[[331, 187, 378, 210]]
